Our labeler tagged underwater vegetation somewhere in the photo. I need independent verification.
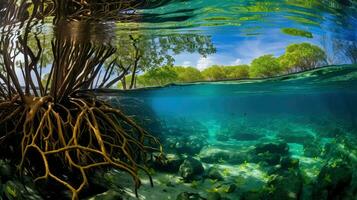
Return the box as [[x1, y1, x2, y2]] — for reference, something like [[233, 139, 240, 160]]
[[97, 65, 357, 199], [0, 1, 163, 199]]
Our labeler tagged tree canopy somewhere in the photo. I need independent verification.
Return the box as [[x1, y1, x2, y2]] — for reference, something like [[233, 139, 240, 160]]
[[202, 65, 226, 80], [116, 42, 328, 88], [279, 43, 326, 72], [249, 55, 283, 78], [108, 33, 216, 89], [128, 65, 250, 87]]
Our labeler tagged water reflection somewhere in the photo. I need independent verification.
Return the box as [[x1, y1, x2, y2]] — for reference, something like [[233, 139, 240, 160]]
[[0, 0, 356, 86]]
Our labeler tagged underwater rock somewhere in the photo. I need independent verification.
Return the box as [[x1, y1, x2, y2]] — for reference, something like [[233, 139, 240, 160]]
[[240, 191, 263, 200], [215, 132, 230, 142], [254, 152, 281, 166], [206, 167, 224, 181], [179, 157, 205, 182], [254, 141, 289, 155], [322, 137, 357, 163], [2, 180, 43, 200], [0, 159, 13, 181], [165, 135, 207, 155], [315, 126, 346, 138], [176, 192, 205, 200], [223, 183, 237, 193], [303, 141, 322, 157], [277, 129, 315, 144], [206, 192, 221, 200], [279, 157, 300, 170], [265, 170, 303, 200], [267, 156, 300, 175], [252, 141, 289, 166], [199, 147, 248, 164], [312, 159, 353, 200], [87, 190, 123, 200], [150, 153, 184, 173]]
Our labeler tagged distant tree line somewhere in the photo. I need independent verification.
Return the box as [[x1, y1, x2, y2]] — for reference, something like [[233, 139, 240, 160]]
[[122, 42, 328, 88]]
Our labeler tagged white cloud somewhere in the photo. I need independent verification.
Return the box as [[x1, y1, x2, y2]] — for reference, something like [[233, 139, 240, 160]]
[[196, 56, 214, 71], [230, 58, 242, 65], [182, 61, 192, 67]]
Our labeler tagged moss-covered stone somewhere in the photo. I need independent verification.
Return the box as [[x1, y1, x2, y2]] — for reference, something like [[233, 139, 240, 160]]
[[179, 157, 204, 182], [206, 167, 224, 181], [176, 192, 204, 200], [312, 159, 353, 200]]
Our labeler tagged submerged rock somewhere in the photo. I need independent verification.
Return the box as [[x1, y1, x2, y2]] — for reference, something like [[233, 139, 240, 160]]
[[206, 192, 221, 200], [240, 191, 263, 200], [279, 157, 300, 170], [206, 167, 224, 181], [303, 141, 322, 157], [312, 159, 353, 200], [199, 147, 248, 164], [265, 170, 303, 200], [215, 132, 230, 142], [322, 137, 357, 163], [87, 190, 123, 200], [151, 153, 184, 173], [2, 180, 43, 200], [166, 135, 207, 155], [0, 159, 13, 181], [176, 192, 204, 200], [222, 183, 237, 193], [179, 157, 204, 181], [254, 141, 289, 155], [254, 152, 281, 166], [252, 141, 289, 166]]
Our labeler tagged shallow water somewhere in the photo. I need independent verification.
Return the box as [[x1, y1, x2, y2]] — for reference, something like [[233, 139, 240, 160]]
[[96, 65, 357, 199], [104, 65, 357, 132]]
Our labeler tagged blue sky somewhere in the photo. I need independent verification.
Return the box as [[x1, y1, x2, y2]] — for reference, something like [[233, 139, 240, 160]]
[[173, 27, 320, 70]]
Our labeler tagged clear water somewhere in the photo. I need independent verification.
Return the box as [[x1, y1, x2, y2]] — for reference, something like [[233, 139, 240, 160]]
[[1, 0, 357, 199], [97, 65, 357, 199], [103, 65, 357, 139]]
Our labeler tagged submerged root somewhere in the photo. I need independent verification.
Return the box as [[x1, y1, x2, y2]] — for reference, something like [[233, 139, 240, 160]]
[[0, 94, 162, 200]]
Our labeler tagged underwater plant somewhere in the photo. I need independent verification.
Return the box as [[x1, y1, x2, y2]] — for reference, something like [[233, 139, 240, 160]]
[[0, 1, 162, 199]]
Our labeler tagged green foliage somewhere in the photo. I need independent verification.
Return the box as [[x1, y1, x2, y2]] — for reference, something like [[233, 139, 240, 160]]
[[202, 65, 226, 80], [280, 43, 326, 71], [136, 66, 178, 87], [110, 33, 216, 89], [281, 28, 313, 38], [117, 42, 328, 88], [202, 65, 250, 80], [223, 65, 250, 79], [249, 55, 283, 78], [173, 66, 203, 82], [130, 65, 250, 88], [41, 73, 50, 87]]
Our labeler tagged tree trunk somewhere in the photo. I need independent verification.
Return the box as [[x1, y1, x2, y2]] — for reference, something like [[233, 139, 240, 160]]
[[122, 76, 127, 90]]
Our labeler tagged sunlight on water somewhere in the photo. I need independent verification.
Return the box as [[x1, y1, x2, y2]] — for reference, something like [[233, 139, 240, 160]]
[[100, 65, 357, 199]]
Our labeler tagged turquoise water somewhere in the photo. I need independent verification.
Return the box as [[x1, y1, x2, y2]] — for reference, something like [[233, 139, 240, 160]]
[[104, 65, 357, 132], [97, 65, 357, 199]]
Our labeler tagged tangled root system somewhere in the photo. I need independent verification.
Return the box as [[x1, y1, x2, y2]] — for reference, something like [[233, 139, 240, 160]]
[[0, 93, 162, 200]]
